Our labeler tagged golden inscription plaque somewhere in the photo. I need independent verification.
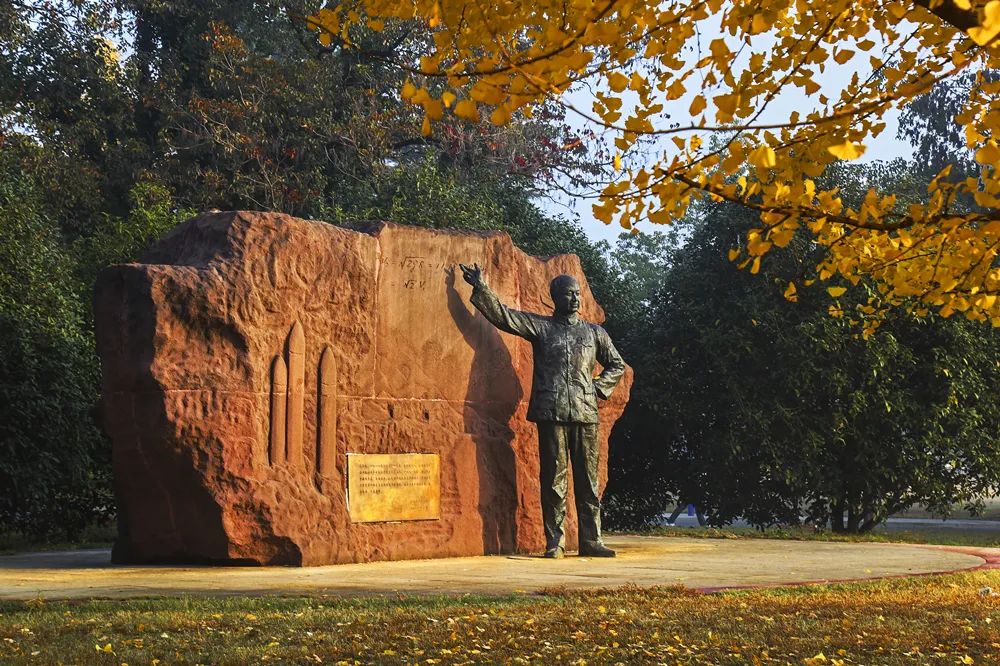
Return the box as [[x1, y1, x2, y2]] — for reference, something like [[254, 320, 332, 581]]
[[347, 453, 441, 522]]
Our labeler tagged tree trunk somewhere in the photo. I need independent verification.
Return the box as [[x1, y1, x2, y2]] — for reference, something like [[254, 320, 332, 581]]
[[846, 505, 860, 532], [858, 506, 883, 533], [831, 499, 846, 533]]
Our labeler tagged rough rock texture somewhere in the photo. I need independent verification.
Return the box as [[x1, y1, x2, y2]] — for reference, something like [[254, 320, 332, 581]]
[[95, 212, 632, 565]]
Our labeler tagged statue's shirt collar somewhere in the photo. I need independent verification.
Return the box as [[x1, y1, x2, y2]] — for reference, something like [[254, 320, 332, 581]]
[[554, 313, 580, 325]]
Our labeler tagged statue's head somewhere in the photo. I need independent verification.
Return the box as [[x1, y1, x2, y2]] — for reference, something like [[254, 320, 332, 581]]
[[549, 274, 581, 316]]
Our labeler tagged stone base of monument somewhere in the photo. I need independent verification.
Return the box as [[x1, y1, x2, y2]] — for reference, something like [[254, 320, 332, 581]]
[[95, 212, 631, 566]]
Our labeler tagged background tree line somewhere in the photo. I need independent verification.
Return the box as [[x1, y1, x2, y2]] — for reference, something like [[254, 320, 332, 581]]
[[604, 132, 1000, 533], [1, 0, 998, 538], [0, 0, 613, 537]]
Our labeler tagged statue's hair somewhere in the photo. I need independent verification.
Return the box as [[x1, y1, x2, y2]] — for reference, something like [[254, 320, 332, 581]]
[[549, 274, 580, 300]]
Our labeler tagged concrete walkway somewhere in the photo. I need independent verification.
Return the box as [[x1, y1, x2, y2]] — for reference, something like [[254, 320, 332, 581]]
[[0, 536, 993, 601]]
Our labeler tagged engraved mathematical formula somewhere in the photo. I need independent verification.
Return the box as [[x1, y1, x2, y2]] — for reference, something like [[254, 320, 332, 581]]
[[380, 255, 458, 291]]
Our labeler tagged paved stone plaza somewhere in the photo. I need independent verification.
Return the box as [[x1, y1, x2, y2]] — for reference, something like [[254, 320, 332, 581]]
[[2, 536, 995, 601]]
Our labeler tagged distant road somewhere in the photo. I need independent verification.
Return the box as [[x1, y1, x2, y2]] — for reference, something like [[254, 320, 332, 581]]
[[659, 514, 1000, 532], [883, 517, 1000, 531]]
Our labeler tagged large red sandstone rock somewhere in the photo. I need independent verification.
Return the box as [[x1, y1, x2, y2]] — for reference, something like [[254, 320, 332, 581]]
[[95, 212, 632, 565]]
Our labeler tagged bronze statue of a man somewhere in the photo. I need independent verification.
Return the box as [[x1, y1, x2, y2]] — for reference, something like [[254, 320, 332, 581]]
[[460, 263, 626, 558]]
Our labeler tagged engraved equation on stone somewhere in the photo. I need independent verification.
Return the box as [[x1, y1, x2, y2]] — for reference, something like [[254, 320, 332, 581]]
[[379, 255, 457, 292], [347, 453, 441, 522]]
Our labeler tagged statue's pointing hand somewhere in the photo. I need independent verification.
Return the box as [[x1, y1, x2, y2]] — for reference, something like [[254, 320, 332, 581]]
[[459, 263, 482, 288]]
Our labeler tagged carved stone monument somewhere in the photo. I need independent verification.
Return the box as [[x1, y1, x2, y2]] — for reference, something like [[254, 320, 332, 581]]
[[95, 212, 632, 565]]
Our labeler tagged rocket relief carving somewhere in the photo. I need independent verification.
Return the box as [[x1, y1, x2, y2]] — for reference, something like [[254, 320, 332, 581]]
[[268, 322, 338, 480]]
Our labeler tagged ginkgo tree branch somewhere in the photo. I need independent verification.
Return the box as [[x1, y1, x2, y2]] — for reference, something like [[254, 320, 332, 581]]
[[674, 165, 1000, 233], [307, 0, 1000, 326], [670, 172, 915, 232], [910, 0, 980, 32]]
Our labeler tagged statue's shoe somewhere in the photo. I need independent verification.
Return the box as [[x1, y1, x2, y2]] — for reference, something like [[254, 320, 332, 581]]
[[579, 543, 616, 557], [544, 546, 565, 559]]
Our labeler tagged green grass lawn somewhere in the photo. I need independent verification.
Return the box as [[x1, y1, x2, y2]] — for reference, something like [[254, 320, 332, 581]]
[[3, 520, 999, 663], [2, 572, 999, 664]]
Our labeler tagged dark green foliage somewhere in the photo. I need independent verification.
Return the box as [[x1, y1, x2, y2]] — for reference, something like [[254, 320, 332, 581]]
[[324, 157, 506, 232], [605, 200, 1000, 532], [0, 156, 113, 537], [75, 181, 195, 294]]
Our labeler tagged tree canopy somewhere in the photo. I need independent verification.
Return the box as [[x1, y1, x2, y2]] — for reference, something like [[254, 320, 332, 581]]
[[605, 162, 1000, 532], [309, 1, 1000, 332]]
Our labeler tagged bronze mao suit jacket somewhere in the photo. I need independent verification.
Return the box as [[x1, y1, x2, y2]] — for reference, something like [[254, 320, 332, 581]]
[[470, 282, 626, 423]]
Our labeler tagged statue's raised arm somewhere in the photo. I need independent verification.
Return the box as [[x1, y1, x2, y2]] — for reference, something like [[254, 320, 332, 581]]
[[462, 263, 542, 341]]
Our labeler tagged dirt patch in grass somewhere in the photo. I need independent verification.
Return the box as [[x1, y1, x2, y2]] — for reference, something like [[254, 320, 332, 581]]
[[2, 571, 999, 664]]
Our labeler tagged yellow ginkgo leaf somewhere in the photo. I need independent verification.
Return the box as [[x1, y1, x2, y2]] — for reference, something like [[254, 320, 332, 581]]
[[976, 142, 1000, 166], [423, 98, 444, 121], [833, 49, 854, 65], [784, 282, 798, 302], [689, 95, 707, 115], [489, 106, 511, 125], [607, 72, 629, 92], [827, 286, 847, 297], [827, 141, 866, 160], [453, 99, 479, 122], [748, 145, 776, 169], [714, 93, 739, 118], [613, 152, 622, 171], [969, 0, 1000, 45]]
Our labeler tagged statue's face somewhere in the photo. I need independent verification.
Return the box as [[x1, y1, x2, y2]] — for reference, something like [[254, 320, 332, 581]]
[[551, 279, 581, 316]]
